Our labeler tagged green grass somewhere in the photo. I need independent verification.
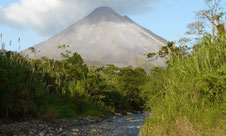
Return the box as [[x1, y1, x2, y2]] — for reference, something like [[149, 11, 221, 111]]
[[140, 34, 226, 136]]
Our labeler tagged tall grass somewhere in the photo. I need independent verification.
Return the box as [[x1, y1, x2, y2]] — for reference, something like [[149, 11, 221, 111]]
[[0, 51, 47, 119], [140, 34, 226, 136]]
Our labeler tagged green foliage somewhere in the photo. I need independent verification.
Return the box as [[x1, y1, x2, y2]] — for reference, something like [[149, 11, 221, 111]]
[[0, 45, 147, 121], [147, 40, 190, 62], [167, 41, 174, 48], [55, 105, 77, 118], [117, 67, 147, 110], [141, 33, 226, 135], [86, 65, 147, 112], [81, 101, 106, 116], [141, 67, 165, 109], [0, 52, 46, 119], [147, 53, 157, 59], [197, 65, 226, 103]]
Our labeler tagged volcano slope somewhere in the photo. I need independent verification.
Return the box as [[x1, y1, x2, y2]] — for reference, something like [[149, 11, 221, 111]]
[[22, 7, 167, 69]]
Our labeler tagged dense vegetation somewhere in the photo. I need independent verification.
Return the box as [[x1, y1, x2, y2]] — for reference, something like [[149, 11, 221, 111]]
[[0, 1, 225, 135], [0, 47, 147, 122], [141, 30, 225, 136], [140, 0, 226, 135]]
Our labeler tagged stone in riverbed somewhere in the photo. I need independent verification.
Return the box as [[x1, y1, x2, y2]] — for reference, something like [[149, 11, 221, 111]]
[[39, 132, 45, 136], [126, 112, 133, 115], [124, 118, 135, 122], [72, 128, 79, 132]]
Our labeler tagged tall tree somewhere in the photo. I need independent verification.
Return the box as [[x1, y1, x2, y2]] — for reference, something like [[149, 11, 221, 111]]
[[186, 0, 225, 38]]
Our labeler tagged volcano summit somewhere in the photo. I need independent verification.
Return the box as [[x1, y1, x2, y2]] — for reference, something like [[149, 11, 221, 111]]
[[22, 7, 167, 69]]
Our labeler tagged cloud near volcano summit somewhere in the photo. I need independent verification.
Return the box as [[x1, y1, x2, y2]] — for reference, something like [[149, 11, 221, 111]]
[[0, 0, 158, 36]]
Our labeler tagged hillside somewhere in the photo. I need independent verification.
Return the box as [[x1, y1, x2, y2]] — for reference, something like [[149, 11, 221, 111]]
[[22, 7, 167, 69]]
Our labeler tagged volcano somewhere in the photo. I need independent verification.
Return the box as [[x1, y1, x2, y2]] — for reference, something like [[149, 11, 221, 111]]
[[22, 7, 167, 69]]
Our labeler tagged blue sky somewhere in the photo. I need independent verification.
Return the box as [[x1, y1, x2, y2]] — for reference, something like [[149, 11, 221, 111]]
[[0, 0, 206, 51]]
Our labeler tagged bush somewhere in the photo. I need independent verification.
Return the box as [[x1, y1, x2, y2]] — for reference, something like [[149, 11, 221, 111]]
[[55, 105, 77, 118]]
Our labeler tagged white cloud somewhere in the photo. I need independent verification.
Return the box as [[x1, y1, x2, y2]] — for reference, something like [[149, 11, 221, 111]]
[[0, 0, 156, 36]]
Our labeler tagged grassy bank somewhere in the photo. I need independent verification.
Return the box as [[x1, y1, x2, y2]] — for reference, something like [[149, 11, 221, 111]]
[[140, 34, 226, 135]]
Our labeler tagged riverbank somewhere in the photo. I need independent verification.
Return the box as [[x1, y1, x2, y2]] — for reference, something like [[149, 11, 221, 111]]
[[0, 112, 147, 136]]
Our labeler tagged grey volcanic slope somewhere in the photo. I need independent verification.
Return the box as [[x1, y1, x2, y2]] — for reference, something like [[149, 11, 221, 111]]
[[22, 7, 167, 68]]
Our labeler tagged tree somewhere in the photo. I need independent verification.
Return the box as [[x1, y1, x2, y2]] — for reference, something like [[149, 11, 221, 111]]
[[117, 66, 147, 110], [65, 52, 88, 80], [146, 41, 189, 64], [186, 0, 225, 38]]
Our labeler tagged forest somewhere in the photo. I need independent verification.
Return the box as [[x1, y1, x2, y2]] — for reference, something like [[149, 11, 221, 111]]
[[0, 48, 147, 120]]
